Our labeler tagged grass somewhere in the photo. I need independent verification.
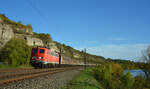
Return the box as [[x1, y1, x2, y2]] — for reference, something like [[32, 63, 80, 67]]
[[62, 68, 103, 89], [0, 64, 32, 69]]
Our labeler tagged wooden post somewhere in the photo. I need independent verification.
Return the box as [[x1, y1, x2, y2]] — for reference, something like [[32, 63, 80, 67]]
[[59, 48, 62, 65], [84, 48, 86, 69]]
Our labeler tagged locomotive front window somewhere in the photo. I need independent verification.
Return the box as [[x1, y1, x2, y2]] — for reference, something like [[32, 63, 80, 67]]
[[32, 49, 38, 54], [39, 49, 45, 53]]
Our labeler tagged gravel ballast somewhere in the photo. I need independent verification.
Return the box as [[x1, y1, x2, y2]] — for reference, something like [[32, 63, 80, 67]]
[[0, 69, 82, 89]]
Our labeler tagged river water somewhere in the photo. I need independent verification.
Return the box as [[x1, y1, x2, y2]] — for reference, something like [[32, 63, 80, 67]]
[[124, 69, 146, 77]]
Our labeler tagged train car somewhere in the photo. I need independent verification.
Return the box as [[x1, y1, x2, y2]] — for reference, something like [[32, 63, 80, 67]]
[[30, 47, 59, 68], [30, 47, 96, 68]]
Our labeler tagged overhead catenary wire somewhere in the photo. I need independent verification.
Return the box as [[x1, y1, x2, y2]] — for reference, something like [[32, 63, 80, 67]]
[[25, 0, 48, 23]]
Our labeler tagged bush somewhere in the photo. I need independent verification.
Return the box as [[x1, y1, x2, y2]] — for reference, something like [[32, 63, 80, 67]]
[[94, 63, 134, 89], [121, 72, 134, 89], [133, 76, 150, 89], [0, 38, 31, 66], [111, 63, 124, 78]]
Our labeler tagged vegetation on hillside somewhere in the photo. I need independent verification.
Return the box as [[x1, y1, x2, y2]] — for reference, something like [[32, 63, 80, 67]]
[[0, 14, 32, 32], [105, 58, 150, 71], [54, 41, 105, 63], [0, 37, 31, 67], [33, 32, 52, 45]]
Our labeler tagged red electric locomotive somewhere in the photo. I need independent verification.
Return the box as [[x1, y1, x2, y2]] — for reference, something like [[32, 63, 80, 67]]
[[30, 47, 59, 68]]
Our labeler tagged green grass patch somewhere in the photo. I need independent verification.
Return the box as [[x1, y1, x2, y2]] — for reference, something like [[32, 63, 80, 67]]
[[62, 68, 103, 89], [0, 64, 12, 69], [0, 64, 32, 69]]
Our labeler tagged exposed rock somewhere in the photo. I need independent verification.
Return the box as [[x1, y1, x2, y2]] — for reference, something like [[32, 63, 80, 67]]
[[48, 42, 59, 51], [0, 23, 14, 48], [12, 26, 33, 35], [26, 36, 43, 46], [15, 34, 44, 46], [73, 53, 81, 58], [0, 15, 45, 48], [0, 21, 43, 48], [62, 55, 84, 65], [0, 14, 33, 35]]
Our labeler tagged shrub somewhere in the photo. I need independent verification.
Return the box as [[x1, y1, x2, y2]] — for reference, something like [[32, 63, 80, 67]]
[[121, 72, 134, 89], [0, 37, 31, 66], [93, 63, 134, 89], [111, 63, 124, 78]]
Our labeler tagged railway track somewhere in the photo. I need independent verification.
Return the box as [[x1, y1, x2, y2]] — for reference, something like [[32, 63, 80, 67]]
[[0, 67, 81, 85], [0, 68, 33, 73]]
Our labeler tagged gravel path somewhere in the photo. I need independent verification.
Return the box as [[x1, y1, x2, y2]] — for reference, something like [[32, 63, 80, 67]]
[[0, 69, 82, 89]]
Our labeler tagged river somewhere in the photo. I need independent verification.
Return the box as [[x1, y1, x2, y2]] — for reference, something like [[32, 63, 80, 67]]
[[124, 69, 146, 77]]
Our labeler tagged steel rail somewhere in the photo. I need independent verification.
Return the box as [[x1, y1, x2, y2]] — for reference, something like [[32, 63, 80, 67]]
[[0, 67, 81, 85]]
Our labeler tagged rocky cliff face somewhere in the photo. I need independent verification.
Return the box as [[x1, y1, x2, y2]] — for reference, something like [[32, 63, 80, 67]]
[[62, 55, 84, 65], [0, 14, 33, 35], [15, 34, 44, 46], [0, 23, 14, 48], [48, 42, 59, 51], [0, 22, 44, 49], [0, 21, 59, 51], [12, 26, 33, 35], [26, 36, 43, 46]]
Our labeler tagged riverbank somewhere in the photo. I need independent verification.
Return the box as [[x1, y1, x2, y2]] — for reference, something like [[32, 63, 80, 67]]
[[124, 69, 146, 77], [63, 63, 150, 89], [62, 68, 103, 89]]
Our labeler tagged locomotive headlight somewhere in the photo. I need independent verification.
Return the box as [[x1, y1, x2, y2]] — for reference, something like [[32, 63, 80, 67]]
[[32, 56, 37, 59], [39, 57, 43, 59]]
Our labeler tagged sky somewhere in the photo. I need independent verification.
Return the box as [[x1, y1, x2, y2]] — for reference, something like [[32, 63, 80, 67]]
[[0, 0, 150, 61]]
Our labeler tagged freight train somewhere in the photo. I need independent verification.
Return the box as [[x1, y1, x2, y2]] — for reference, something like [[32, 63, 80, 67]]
[[30, 46, 88, 68]]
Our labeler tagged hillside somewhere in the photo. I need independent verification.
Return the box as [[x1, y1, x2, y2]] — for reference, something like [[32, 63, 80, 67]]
[[0, 14, 105, 66], [54, 41, 105, 63]]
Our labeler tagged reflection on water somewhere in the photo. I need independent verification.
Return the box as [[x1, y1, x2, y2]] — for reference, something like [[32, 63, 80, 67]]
[[124, 70, 146, 77]]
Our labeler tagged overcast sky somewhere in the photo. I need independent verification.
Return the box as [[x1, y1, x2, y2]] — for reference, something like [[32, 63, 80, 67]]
[[0, 0, 150, 61]]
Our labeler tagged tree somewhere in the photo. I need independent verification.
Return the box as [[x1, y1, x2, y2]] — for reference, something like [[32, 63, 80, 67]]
[[0, 37, 31, 66], [142, 46, 150, 63], [142, 46, 150, 78]]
